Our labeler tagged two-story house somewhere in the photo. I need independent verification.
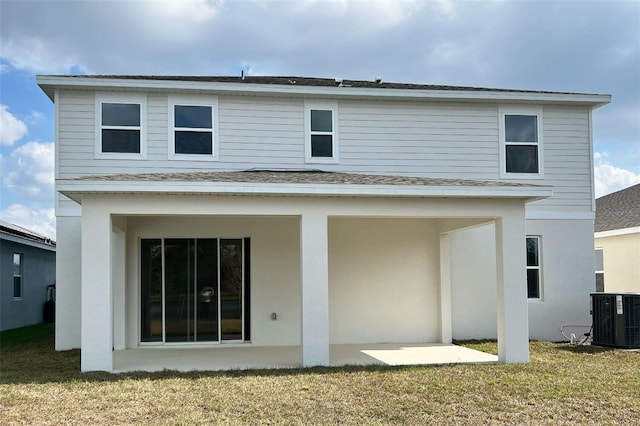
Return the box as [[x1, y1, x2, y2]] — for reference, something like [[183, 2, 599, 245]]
[[37, 75, 610, 372]]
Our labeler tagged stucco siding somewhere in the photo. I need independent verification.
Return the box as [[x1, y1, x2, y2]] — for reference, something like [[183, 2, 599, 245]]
[[450, 219, 595, 341], [123, 215, 302, 348], [54, 216, 81, 349], [595, 232, 640, 293], [328, 218, 440, 344]]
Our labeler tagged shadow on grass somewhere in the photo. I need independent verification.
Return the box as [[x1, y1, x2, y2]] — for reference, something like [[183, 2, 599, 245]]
[[555, 343, 618, 354]]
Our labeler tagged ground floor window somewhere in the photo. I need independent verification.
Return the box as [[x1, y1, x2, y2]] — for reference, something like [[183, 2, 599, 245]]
[[13, 253, 23, 299], [526, 236, 541, 299], [140, 238, 250, 343], [595, 248, 604, 292]]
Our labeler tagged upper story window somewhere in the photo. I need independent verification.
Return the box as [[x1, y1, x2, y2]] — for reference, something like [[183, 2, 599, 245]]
[[169, 95, 218, 161], [305, 101, 339, 163], [13, 253, 23, 299], [499, 106, 543, 178], [95, 93, 147, 159], [526, 236, 542, 299]]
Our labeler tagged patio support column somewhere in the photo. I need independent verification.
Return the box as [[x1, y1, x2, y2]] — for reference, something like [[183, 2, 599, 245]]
[[80, 198, 113, 372], [300, 210, 330, 367], [495, 206, 529, 363], [439, 233, 452, 343]]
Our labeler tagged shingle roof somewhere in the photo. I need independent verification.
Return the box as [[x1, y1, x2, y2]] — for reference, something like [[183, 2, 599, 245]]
[[69, 170, 545, 188], [595, 183, 640, 232], [43, 75, 596, 96]]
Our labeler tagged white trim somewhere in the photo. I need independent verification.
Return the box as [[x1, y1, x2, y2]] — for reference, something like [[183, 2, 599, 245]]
[[57, 179, 553, 202], [54, 89, 60, 180], [595, 226, 640, 238], [526, 235, 543, 300], [94, 92, 147, 160], [525, 210, 594, 220], [588, 109, 596, 212], [499, 106, 544, 179], [304, 100, 339, 164], [168, 94, 219, 161], [37, 76, 612, 107]]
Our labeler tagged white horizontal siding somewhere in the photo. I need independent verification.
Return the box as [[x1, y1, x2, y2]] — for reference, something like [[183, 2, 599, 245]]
[[527, 105, 592, 211], [55, 90, 594, 215]]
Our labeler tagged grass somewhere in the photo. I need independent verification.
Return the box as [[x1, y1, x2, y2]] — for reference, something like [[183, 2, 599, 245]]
[[1, 325, 639, 424]]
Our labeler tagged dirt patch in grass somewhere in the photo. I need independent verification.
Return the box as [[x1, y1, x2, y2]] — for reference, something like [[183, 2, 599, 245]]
[[1, 326, 639, 424]]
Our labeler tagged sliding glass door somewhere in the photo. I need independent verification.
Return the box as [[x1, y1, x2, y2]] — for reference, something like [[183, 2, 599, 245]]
[[141, 238, 248, 344]]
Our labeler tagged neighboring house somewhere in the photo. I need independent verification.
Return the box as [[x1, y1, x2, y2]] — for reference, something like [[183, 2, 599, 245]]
[[0, 221, 56, 331], [37, 75, 610, 372], [594, 183, 640, 293]]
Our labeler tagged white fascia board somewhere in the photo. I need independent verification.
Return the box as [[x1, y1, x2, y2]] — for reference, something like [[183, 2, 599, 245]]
[[57, 179, 552, 203], [595, 226, 640, 238], [1, 233, 56, 252], [37, 76, 612, 107]]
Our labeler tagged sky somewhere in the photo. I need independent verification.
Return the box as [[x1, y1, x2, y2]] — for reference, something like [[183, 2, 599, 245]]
[[0, 0, 639, 239]]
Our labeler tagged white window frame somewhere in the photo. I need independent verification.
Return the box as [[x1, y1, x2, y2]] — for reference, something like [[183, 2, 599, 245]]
[[526, 235, 543, 300], [304, 100, 339, 164], [95, 92, 147, 159], [168, 94, 219, 161], [13, 252, 23, 300], [595, 247, 605, 292], [499, 106, 544, 179]]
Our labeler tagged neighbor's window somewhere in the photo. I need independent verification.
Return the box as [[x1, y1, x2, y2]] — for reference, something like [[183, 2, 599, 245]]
[[526, 236, 541, 299], [13, 253, 23, 299], [95, 93, 147, 158], [499, 107, 543, 177], [305, 101, 338, 162], [169, 95, 218, 160], [595, 248, 604, 292]]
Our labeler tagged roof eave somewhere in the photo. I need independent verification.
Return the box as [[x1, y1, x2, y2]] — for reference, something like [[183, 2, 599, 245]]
[[37, 75, 611, 106], [57, 179, 552, 204]]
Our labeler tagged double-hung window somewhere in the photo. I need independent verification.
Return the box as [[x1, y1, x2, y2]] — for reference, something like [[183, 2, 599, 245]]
[[13, 253, 23, 299], [169, 95, 218, 160], [305, 101, 338, 163], [526, 236, 542, 299], [595, 248, 604, 292], [499, 107, 543, 178], [95, 93, 147, 158]]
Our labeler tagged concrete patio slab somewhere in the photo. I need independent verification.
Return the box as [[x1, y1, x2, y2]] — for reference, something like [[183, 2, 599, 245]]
[[112, 343, 497, 373]]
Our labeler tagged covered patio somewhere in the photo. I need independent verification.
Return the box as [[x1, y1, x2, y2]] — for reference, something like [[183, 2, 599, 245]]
[[58, 171, 551, 372], [113, 343, 498, 373]]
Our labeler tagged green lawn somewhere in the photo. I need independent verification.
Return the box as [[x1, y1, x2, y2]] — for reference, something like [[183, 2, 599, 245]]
[[1, 325, 639, 425]]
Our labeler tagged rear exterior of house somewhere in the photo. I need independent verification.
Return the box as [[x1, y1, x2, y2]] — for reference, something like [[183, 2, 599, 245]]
[[594, 183, 640, 293], [0, 221, 56, 331], [37, 75, 610, 372]]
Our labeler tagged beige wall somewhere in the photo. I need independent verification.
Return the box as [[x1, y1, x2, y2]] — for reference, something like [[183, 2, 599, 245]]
[[595, 232, 640, 293], [328, 218, 440, 344]]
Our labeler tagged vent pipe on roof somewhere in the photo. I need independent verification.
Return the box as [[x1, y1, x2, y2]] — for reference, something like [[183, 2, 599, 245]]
[[375, 77, 382, 84], [241, 70, 245, 80]]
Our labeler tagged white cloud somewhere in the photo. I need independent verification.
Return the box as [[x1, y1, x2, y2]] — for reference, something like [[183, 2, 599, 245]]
[[594, 157, 640, 198], [0, 104, 28, 145], [1, 141, 55, 199], [0, 203, 55, 239]]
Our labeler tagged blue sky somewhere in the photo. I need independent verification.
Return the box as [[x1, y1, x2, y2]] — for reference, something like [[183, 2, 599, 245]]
[[0, 0, 639, 238]]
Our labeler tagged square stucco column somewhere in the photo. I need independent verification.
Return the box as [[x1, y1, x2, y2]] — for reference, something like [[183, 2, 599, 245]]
[[300, 210, 330, 367], [80, 202, 113, 372], [495, 208, 529, 363]]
